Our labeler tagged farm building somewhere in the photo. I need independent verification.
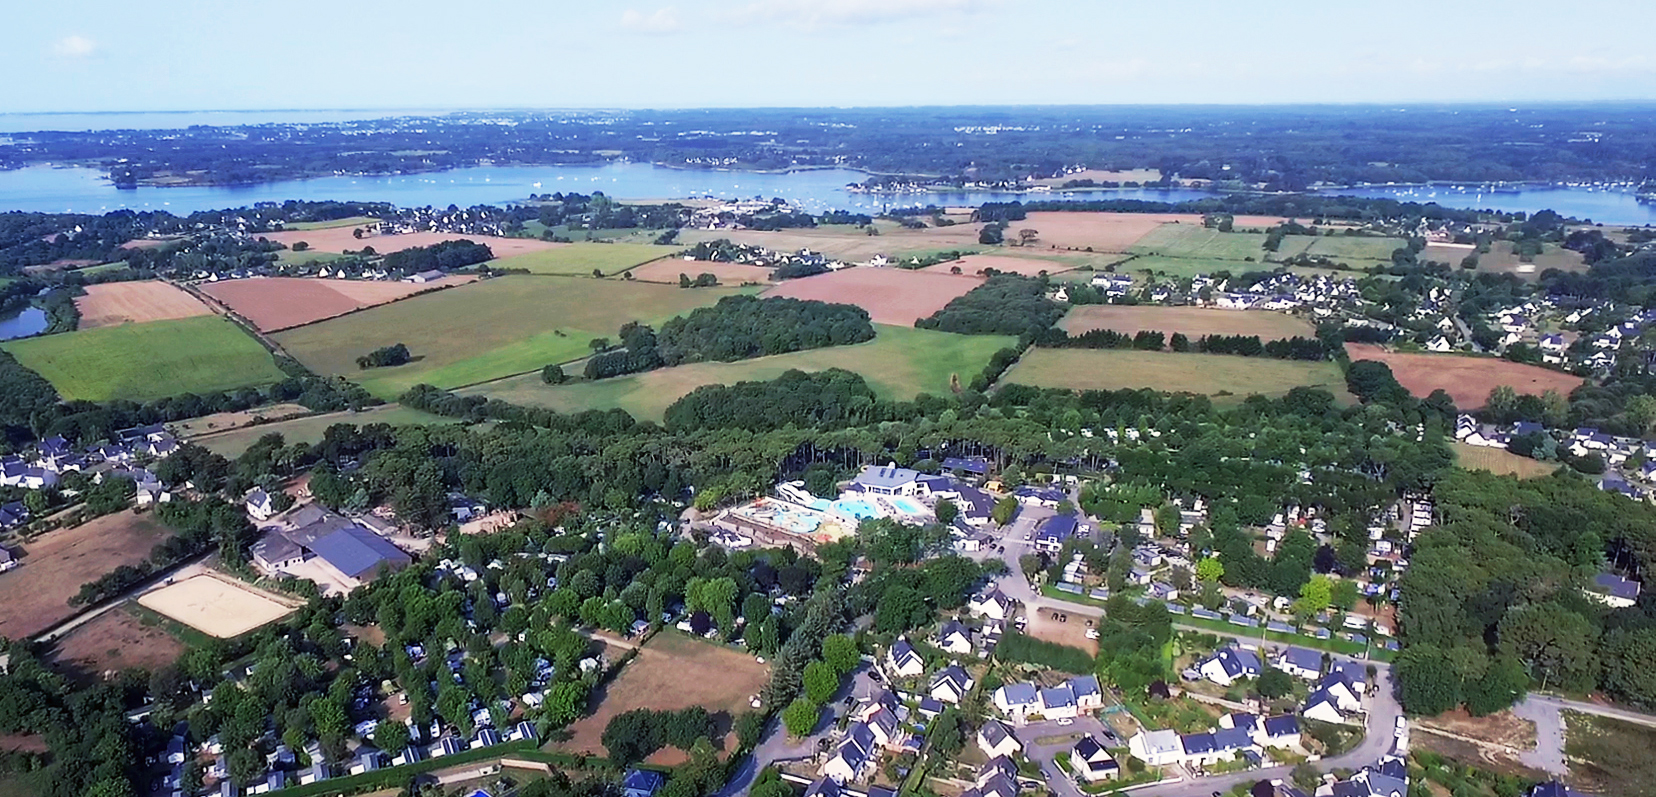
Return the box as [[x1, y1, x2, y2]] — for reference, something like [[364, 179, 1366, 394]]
[[251, 505, 411, 591]]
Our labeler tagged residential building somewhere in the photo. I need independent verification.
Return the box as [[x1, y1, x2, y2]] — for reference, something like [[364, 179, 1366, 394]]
[[976, 719, 1021, 758], [969, 588, 1012, 621], [887, 639, 925, 678], [622, 768, 665, 797], [936, 621, 973, 655], [1275, 646, 1324, 680], [1199, 647, 1262, 687], [930, 665, 974, 704], [822, 722, 878, 783], [1128, 728, 1185, 767], [1071, 736, 1120, 781], [992, 682, 1040, 721], [1586, 572, 1641, 608]]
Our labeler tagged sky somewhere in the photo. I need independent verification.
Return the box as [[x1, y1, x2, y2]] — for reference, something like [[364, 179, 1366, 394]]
[[6, 0, 1656, 113]]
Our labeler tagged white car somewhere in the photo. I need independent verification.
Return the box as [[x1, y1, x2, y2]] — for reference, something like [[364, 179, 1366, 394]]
[[1056, 718, 1074, 726]]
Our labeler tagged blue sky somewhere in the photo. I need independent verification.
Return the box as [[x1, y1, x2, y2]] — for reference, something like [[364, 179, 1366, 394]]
[[7, 0, 1656, 112]]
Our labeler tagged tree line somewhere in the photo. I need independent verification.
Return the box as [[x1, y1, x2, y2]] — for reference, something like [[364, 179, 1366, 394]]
[[379, 239, 493, 274], [914, 274, 1066, 337], [584, 296, 874, 380]]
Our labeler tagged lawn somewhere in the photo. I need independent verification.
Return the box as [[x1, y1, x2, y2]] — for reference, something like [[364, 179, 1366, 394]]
[[1283, 235, 1408, 263], [4, 315, 286, 401], [1003, 349, 1351, 402], [491, 243, 678, 276], [1129, 225, 1270, 261], [1059, 305, 1316, 340], [464, 324, 1012, 420], [190, 405, 462, 457], [281, 216, 379, 231], [272, 276, 754, 397], [1117, 255, 1262, 280]]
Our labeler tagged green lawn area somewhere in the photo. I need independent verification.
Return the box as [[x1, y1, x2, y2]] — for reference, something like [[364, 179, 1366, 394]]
[[1286, 234, 1408, 262], [491, 243, 678, 275], [192, 405, 461, 457], [272, 276, 756, 398], [76, 262, 135, 276], [1129, 225, 1269, 260], [4, 315, 286, 401], [282, 216, 379, 231], [1451, 442, 1560, 478], [276, 249, 346, 265], [1115, 255, 1264, 280], [463, 324, 1012, 420], [1003, 349, 1352, 403]]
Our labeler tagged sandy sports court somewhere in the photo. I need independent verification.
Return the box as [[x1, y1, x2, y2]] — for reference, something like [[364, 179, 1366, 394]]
[[0, 510, 171, 639], [256, 228, 564, 257], [762, 267, 981, 326], [1347, 344, 1584, 409], [923, 254, 1072, 277], [75, 281, 213, 329], [562, 631, 769, 763], [138, 574, 297, 638], [628, 259, 776, 285], [1060, 305, 1316, 340], [201, 275, 475, 331]]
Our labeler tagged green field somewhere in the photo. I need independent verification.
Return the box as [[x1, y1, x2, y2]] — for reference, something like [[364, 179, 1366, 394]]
[[282, 216, 378, 231], [492, 243, 677, 276], [1281, 234, 1407, 263], [1129, 225, 1269, 260], [77, 262, 136, 276], [462, 325, 1013, 420], [1003, 348, 1351, 402], [192, 405, 460, 457], [1451, 442, 1560, 478], [4, 315, 286, 401], [272, 276, 755, 398], [277, 249, 347, 265], [1116, 255, 1263, 279]]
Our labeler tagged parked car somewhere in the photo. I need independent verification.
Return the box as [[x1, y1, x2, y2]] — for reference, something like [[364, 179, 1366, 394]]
[[1056, 718, 1074, 726]]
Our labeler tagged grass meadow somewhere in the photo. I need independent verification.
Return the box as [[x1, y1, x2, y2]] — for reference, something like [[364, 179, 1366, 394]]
[[281, 216, 379, 231], [491, 243, 677, 276], [463, 324, 1013, 420], [1283, 234, 1408, 263], [192, 405, 462, 457], [4, 315, 285, 401], [1450, 443, 1560, 479], [1129, 225, 1270, 260], [1002, 348, 1351, 403], [272, 276, 755, 397]]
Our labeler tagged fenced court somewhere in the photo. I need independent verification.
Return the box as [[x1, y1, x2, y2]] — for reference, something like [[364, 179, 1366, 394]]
[[137, 574, 297, 638]]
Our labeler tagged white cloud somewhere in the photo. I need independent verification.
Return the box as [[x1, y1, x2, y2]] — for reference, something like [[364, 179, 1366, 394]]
[[620, 8, 683, 34], [731, 0, 997, 29], [52, 34, 98, 58]]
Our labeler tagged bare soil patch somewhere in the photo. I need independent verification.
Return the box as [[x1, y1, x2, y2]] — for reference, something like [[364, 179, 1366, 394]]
[[560, 631, 768, 761], [1345, 344, 1584, 408], [1413, 731, 1546, 781], [1418, 708, 1537, 749], [75, 281, 212, 329], [629, 259, 776, 285], [50, 607, 185, 680], [1060, 305, 1316, 340], [137, 574, 297, 638], [1026, 607, 1099, 655], [256, 229, 563, 257], [922, 254, 1072, 277], [200, 275, 476, 331], [761, 267, 981, 326], [167, 403, 312, 440], [1007, 212, 1203, 252], [0, 510, 172, 639]]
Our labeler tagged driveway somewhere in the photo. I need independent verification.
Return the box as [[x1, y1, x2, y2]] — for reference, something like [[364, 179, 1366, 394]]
[[718, 663, 881, 797], [1011, 716, 1119, 797]]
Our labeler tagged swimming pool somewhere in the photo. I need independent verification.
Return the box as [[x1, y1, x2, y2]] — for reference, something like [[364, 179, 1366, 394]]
[[889, 496, 926, 516], [830, 499, 879, 520]]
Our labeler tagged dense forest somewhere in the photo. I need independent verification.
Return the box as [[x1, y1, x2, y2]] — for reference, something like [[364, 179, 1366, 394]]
[[583, 297, 874, 380], [914, 274, 1066, 336], [379, 240, 493, 274]]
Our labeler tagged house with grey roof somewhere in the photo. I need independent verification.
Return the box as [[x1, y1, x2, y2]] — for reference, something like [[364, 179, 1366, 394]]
[[853, 464, 922, 496], [1274, 646, 1323, 680], [1587, 571, 1641, 608]]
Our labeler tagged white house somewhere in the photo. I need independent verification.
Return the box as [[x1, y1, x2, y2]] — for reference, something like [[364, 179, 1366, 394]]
[[976, 719, 1021, 758], [969, 588, 1012, 622], [1198, 647, 1262, 687], [887, 640, 925, 678], [1128, 729, 1185, 767], [852, 464, 922, 497], [992, 682, 1040, 721], [1071, 736, 1120, 782], [246, 488, 276, 521], [936, 621, 973, 655], [1256, 714, 1302, 748], [1274, 646, 1323, 680], [930, 665, 974, 704], [821, 722, 877, 784], [1586, 572, 1641, 609]]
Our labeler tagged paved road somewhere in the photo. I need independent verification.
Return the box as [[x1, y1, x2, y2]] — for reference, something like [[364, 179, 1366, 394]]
[[1010, 716, 1119, 797], [717, 664, 881, 797], [1511, 696, 1567, 776]]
